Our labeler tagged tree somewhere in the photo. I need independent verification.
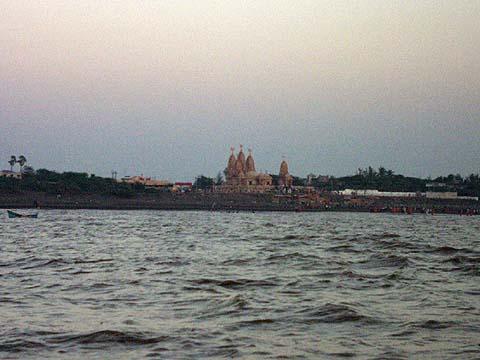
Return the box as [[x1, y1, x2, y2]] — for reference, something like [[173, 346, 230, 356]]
[[378, 167, 387, 178], [292, 176, 307, 186], [215, 171, 224, 185], [17, 155, 27, 171], [8, 156, 16, 171], [22, 166, 35, 175], [194, 175, 214, 190]]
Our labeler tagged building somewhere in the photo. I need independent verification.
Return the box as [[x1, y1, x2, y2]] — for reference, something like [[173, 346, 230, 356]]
[[426, 192, 478, 201], [278, 158, 293, 188], [121, 175, 172, 189], [218, 145, 273, 193], [173, 182, 193, 192], [217, 145, 295, 193], [0, 170, 22, 179], [338, 189, 478, 201], [339, 189, 418, 198]]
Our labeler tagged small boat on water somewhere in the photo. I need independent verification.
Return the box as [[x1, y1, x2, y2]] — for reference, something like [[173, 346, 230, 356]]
[[7, 210, 38, 219]]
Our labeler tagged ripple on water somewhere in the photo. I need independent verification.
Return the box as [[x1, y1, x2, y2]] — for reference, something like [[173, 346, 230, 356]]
[[49, 330, 169, 346], [295, 303, 378, 324], [1, 210, 479, 359], [189, 278, 277, 289]]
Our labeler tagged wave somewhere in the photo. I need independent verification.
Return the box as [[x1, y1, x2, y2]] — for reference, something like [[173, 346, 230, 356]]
[[325, 351, 357, 358], [73, 258, 113, 264], [0, 340, 48, 353], [364, 232, 401, 240], [231, 318, 276, 330], [297, 303, 377, 324], [21, 258, 67, 270], [340, 270, 390, 280], [195, 294, 250, 320], [89, 282, 114, 289], [0, 297, 24, 304], [221, 258, 255, 266], [327, 244, 361, 253], [213, 294, 249, 310], [69, 270, 92, 275], [282, 234, 300, 240], [390, 329, 417, 337], [19, 257, 114, 270], [358, 254, 410, 269], [405, 320, 457, 330], [189, 278, 277, 289], [372, 350, 408, 360], [266, 252, 320, 261], [441, 255, 480, 275], [442, 255, 480, 265], [419, 320, 456, 330], [430, 246, 462, 255], [49, 330, 168, 346]]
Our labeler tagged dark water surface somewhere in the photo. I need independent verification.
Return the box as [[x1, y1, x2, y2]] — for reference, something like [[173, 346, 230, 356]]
[[1, 210, 479, 359]]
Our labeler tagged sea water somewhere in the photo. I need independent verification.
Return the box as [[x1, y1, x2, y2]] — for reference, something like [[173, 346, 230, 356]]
[[1, 210, 479, 359]]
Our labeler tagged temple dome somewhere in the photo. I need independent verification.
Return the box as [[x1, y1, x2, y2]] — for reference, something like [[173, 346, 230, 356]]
[[227, 147, 237, 177], [246, 149, 255, 172], [237, 145, 246, 173], [279, 160, 289, 177], [235, 157, 245, 176]]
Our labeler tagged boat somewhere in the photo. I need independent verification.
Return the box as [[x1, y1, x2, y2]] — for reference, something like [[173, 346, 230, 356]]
[[7, 210, 38, 219]]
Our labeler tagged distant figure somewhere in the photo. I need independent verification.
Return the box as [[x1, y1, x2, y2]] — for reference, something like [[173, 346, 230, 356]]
[[33, 200, 39, 208]]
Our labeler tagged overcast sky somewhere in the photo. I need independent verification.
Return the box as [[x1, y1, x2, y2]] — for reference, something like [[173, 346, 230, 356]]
[[1, 1, 479, 181]]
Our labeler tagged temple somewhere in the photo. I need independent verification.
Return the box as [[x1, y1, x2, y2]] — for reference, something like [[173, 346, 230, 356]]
[[218, 145, 293, 193]]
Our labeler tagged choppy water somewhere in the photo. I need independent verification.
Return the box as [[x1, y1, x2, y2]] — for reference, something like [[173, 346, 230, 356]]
[[1, 210, 479, 359]]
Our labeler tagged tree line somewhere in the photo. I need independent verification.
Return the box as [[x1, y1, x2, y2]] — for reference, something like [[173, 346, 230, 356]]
[[194, 166, 480, 196], [1, 166, 479, 197], [0, 169, 138, 198], [311, 167, 480, 196]]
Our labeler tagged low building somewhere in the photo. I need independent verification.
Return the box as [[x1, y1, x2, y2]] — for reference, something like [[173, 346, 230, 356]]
[[338, 189, 478, 201], [173, 182, 193, 192], [426, 192, 478, 201], [0, 170, 22, 179], [121, 175, 172, 189], [339, 189, 419, 198]]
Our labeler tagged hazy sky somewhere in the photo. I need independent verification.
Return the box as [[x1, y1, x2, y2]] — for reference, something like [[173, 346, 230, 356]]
[[1, 1, 479, 180]]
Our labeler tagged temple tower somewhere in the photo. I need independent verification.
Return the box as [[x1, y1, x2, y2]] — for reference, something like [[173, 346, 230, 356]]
[[246, 148, 256, 173], [237, 145, 247, 174], [227, 147, 237, 179], [279, 158, 293, 187]]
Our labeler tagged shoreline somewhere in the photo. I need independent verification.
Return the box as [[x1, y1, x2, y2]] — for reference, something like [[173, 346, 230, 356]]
[[1, 191, 479, 215], [1, 204, 368, 213]]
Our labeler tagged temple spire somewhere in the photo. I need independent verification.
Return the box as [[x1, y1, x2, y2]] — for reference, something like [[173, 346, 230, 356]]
[[246, 147, 255, 172]]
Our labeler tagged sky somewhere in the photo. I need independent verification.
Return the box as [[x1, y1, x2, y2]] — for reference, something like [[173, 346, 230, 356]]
[[1, 1, 479, 181]]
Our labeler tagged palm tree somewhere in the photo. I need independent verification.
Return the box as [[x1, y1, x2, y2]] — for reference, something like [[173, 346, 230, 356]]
[[17, 155, 27, 172], [8, 155, 16, 171], [378, 167, 387, 178], [215, 171, 224, 186]]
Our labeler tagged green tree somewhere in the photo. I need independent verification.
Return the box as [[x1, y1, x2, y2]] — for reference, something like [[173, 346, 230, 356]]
[[215, 171, 224, 185], [17, 155, 27, 171], [194, 175, 214, 190], [8, 155, 16, 171]]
